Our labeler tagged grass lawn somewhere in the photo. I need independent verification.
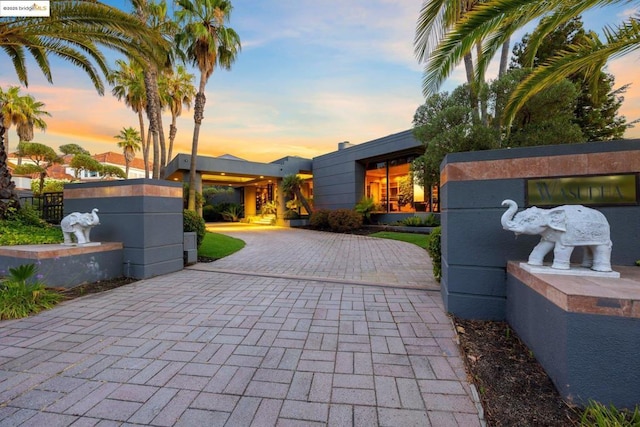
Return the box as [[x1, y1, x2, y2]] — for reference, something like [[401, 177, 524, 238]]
[[198, 232, 245, 259], [369, 231, 429, 250]]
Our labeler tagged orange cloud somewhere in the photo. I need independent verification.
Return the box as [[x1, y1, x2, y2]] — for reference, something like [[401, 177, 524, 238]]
[[608, 56, 640, 139]]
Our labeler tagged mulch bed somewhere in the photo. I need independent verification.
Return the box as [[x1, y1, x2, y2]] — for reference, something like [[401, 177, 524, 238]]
[[454, 317, 582, 426]]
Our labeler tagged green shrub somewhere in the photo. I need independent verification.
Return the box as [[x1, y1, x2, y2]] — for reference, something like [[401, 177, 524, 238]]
[[0, 264, 62, 320], [423, 213, 440, 226], [261, 201, 278, 215], [426, 226, 442, 282], [203, 202, 240, 222], [15, 204, 45, 227], [183, 210, 206, 248], [283, 209, 300, 220], [328, 209, 363, 233], [400, 214, 440, 227], [401, 216, 424, 227], [31, 178, 70, 196], [581, 400, 640, 427], [355, 197, 376, 224], [202, 205, 216, 222], [221, 204, 243, 222], [309, 209, 331, 229], [0, 216, 63, 245]]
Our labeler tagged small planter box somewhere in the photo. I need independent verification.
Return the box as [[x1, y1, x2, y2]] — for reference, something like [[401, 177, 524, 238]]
[[183, 232, 197, 265]]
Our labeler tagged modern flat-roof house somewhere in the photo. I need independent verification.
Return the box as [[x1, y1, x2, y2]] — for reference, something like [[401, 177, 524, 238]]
[[164, 129, 432, 218]]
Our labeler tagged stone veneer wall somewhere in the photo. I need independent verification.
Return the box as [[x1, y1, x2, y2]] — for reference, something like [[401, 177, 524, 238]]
[[440, 139, 640, 320], [64, 179, 184, 279]]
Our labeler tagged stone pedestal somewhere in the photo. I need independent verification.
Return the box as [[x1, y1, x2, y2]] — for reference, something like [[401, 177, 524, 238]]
[[0, 243, 123, 288], [506, 261, 640, 408], [64, 179, 184, 279]]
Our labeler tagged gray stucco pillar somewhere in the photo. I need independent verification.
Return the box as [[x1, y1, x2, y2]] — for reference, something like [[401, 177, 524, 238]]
[[276, 179, 285, 218]]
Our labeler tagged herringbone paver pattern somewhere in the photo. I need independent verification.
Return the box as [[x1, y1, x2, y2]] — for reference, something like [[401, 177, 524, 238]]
[[0, 225, 482, 426]]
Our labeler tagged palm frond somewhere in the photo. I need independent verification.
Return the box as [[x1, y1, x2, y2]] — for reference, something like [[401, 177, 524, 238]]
[[421, 0, 631, 96], [504, 17, 640, 126], [1, 45, 29, 85]]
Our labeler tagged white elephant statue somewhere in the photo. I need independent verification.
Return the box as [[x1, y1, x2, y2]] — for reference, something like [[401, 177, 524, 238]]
[[501, 199, 612, 271], [61, 208, 100, 245]]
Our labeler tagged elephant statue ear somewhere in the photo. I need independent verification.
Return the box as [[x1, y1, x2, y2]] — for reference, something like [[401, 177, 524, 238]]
[[547, 210, 567, 232]]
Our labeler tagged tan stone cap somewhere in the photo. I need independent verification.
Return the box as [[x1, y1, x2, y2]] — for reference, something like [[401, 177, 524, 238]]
[[508, 261, 640, 318], [0, 242, 123, 260]]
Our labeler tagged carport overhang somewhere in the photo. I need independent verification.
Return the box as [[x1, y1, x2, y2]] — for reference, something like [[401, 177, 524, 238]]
[[165, 153, 303, 188]]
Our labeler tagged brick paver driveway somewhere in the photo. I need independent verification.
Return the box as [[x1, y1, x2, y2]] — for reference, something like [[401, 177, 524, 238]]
[[0, 225, 482, 426]]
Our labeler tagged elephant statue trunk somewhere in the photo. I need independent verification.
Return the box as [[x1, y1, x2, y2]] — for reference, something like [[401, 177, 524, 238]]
[[501, 199, 519, 232], [500, 199, 613, 272]]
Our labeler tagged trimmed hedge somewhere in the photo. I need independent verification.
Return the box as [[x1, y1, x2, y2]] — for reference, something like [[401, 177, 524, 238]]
[[327, 209, 363, 233], [183, 210, 206, 248], [309, 209, 331, 229], [425, 226, 441, 282]]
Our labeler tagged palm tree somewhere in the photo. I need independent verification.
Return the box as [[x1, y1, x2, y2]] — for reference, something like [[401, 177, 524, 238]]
[[0, 0, 168, 217], [131, 0, 177, 180], [175, 0, 241, 212], [415, 0, 511, 120], [0, 88, 49, 165], [415, 1, 479, 87], [0, 86, 26, 154], [159, 64, 196, 168], [418, 0, 639, 127], [110, 59, 149, 177], [16, 94, 50, 143], [114, 127, 142, 178]]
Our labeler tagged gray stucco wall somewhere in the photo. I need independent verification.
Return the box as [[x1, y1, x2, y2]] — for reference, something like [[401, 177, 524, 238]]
[[313, 130, 422, 210], [64, 179, 184, 279], [440, 139, 640, 320], [507, 273, 640, 408]]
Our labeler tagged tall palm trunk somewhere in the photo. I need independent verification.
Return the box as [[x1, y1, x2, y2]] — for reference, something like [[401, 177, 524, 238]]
[[143, 67, 161, 179], [1, 120, 10, 155], [0, 118, 20, 218], [157, 100, 167, 178], [137, 110, 149, 178], [187, 74, 207, 212], [463, 53, 474, 85], [168, 115, 177, 165], [475, 42, 488, 125], [144, 128, 152, 178], [499, 38, 510, 77]]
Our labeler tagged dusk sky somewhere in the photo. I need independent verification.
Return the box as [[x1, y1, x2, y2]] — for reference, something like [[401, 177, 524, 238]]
[[1, 1, 639, 163]]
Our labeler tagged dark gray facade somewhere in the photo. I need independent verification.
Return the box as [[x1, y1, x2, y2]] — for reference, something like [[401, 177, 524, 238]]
[[440, 139, 640, 320], [313, 130, 423, 210], [64, 179, 184, 279]]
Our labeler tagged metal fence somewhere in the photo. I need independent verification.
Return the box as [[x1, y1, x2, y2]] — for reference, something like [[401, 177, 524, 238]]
[[20, 192, 64, 224]]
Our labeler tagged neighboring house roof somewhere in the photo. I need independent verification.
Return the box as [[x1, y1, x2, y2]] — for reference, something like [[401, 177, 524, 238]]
[[47, 164, 75, 181], [8, 151, 147, 181], [93, 152, 146, 170]]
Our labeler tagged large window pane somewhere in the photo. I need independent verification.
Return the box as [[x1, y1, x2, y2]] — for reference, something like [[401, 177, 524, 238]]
[[365, 156, 426, 213]]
